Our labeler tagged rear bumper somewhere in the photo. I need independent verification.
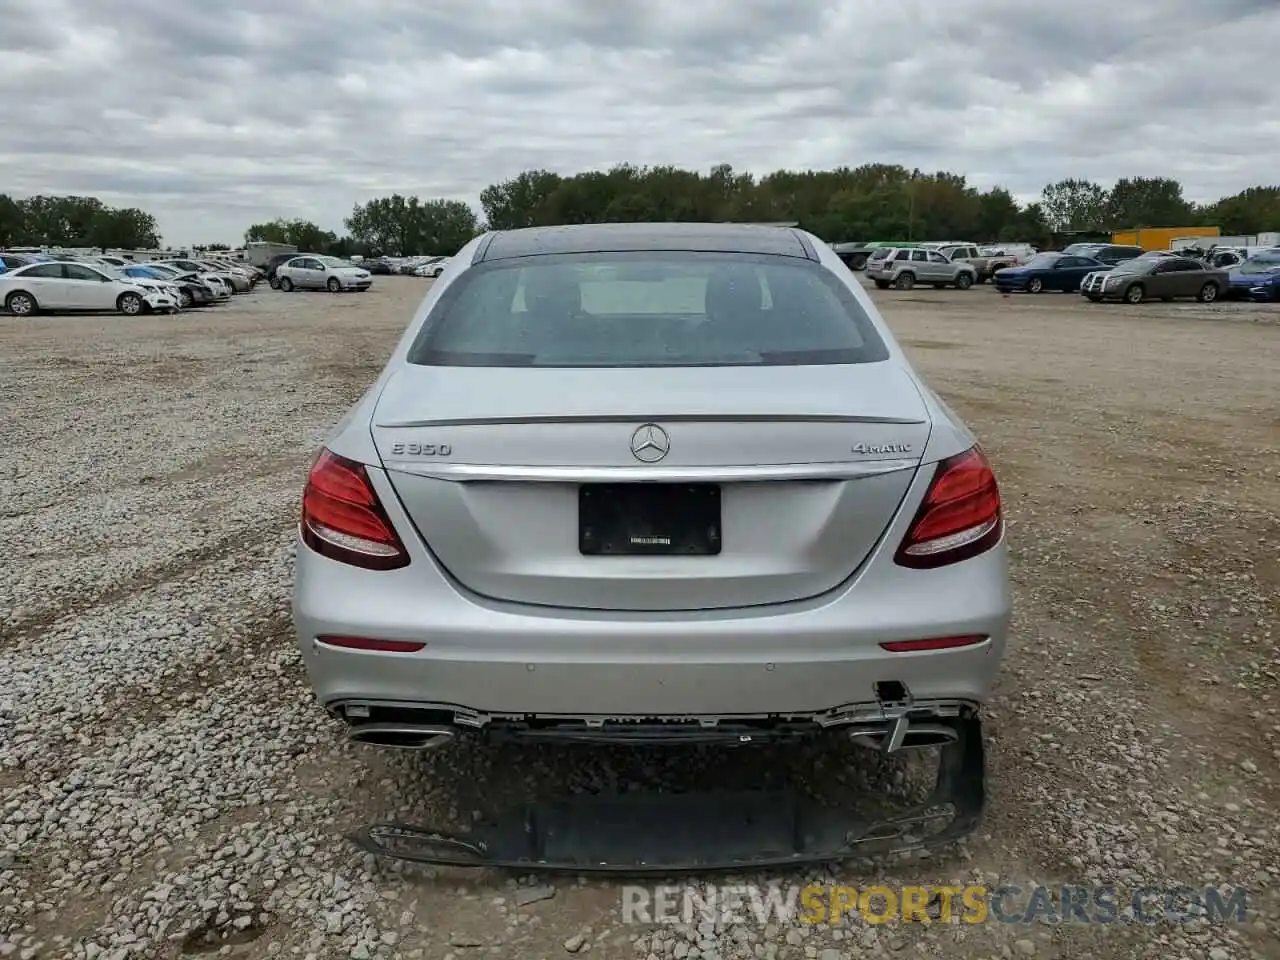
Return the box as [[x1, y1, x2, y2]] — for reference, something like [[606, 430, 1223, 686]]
[[293, 476, 1012, 724]]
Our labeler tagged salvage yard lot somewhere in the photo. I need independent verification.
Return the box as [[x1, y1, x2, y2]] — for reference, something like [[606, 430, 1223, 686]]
[[1, 278, 1277, 960]]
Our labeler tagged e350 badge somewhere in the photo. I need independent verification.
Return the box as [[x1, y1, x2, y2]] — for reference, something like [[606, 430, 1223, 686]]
[[389, 442, 453, 456]]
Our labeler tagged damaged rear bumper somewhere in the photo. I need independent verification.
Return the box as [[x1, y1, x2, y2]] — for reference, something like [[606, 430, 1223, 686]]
[[349, 715, 986, 874]]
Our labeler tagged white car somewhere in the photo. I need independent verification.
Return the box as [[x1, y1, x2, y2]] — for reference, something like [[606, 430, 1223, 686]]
[[140, 262, 232, 299], [0, 261, 178, 316], [413, 257, 451, 278], [276, 255, 372, 292]]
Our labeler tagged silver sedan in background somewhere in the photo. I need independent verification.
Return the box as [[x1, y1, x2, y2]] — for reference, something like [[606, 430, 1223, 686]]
[[292, 222, 1011, 761]]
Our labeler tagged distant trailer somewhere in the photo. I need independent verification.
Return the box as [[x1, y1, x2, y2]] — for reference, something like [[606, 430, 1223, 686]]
[[244, 241, 298, 268]]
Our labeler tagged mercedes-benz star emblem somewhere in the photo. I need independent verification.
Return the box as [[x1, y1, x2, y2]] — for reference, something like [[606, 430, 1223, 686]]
[[630, 423, 670, 463]]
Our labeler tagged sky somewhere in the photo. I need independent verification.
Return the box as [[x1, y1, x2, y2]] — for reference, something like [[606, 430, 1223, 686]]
[[1, 0, 1277, 247]]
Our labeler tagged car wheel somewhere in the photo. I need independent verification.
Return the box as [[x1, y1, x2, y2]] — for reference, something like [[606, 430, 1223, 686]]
[[1027, 277, 1044, 294], [268, 276, 280, 290], [955, 273, 973, 290], [850, 254, 868, 270], [327, 277, 341, 293], [279, 277, 294, 292], [894, 272, 915, 290], [179, 289, 193, 308], [5, 291, 38, 317], [5, 291, 37, 316], [117, 292, 144, 316], [1124, 284, 1144, 304], [1197, 282, 1218, 303]]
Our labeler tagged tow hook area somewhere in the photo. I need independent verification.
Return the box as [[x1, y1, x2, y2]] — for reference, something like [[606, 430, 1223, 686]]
[[347, 715, 987, 874]]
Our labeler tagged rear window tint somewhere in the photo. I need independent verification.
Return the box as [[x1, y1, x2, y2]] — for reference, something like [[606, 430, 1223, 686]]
[[407, 252, 890, 368]]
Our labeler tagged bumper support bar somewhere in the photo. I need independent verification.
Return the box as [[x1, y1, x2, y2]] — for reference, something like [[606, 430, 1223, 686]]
[[348, 716, 985, 874]]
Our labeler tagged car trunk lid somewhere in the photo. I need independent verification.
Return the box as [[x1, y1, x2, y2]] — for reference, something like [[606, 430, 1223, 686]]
[[372, 363, 931, 611]]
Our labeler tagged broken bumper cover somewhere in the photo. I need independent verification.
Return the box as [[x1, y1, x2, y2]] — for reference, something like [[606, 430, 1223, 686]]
[[349, 715, 985, 874]]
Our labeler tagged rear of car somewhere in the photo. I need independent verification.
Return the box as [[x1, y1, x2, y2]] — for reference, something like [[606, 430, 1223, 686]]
[[292, 224, 1010, 751], [863, 247, 903, 284]]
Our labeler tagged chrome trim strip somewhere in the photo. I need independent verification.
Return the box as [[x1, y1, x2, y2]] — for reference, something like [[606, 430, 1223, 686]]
[[376, 414, 926, 428], [381, 458, 919, 483]]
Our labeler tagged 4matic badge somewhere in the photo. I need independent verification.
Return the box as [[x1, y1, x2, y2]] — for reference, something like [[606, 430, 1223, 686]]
[[852, 442, 913, 455]]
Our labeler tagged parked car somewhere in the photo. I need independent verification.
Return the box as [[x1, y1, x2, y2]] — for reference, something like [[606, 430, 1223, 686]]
[[865, 247, 977, 290], [993, 252, 1107, 293], [0, 253, 35, 273], [1225, 252, 1280, 299], [413, 257, 451, 278], [1246, 270, 1280, 302], [264, 252, 303, 287], [1060, 243, 1145, 266], [276, 255, 372, 292], [0, 260, 177, 316], [929, 244, 1017, 282], [156, 258, 250, 293], [979, 243, 1037, 265], [363, 258, 395, 276], [138, 262, 232, 300], [293, 222, 1010, 776], [123, 265, 217, 308], [397, 256, 434, 276], [1080, 255, 1227, 304]]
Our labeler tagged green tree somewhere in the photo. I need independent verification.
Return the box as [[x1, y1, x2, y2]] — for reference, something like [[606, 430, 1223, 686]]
[[87, 207, 161, 249], [0, 194, 22, 247], [344, 195, 479, 256], [1104, 176, 1194, 228], [480, 170, 563, 230], [1194, 185, 1280, 236], [1040, 179, 1110, 233], [244, 218, 337, 251]]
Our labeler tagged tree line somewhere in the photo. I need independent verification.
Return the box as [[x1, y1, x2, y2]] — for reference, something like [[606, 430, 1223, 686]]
[[6, 165, 1279, 257], [0, 194, 161, 250]]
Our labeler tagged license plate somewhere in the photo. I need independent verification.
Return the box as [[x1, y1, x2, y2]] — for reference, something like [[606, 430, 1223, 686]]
[[579, 484, 722, 556]]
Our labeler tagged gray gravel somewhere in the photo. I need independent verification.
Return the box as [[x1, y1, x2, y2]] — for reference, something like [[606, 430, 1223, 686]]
[[1, 280, 1276, 959]]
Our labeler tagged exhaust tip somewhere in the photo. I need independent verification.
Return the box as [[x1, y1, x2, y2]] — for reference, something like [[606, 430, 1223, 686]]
[[849, 723, 960, 751], [348, 723, 457, 750]]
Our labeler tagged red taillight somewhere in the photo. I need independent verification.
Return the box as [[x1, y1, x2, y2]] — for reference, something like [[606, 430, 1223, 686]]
[[300, 449, 410, 570], [880, 634, 987, 653], [894, 446, 1002, 569], [316, 635, 425, 653]]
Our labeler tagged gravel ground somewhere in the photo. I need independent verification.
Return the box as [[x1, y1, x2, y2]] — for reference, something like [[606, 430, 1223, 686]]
[[1, 277, 1277, 960]]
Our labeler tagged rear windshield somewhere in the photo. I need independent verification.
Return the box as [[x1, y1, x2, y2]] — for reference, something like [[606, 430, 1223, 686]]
[[406, 252, 890, 368]]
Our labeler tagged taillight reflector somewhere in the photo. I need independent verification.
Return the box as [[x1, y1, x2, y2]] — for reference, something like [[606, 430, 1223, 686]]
[[300, 449, 410, 570], [316, 635, 425, 653], [880, 634, 987, 653], [895, 446, 1003, 569]]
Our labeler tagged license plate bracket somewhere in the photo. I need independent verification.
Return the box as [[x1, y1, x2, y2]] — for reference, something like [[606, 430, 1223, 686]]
[[579, 483, 721, 556]]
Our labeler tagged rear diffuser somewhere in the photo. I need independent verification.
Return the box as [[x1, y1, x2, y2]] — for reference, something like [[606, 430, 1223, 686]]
[[349, 716, 985, 874]]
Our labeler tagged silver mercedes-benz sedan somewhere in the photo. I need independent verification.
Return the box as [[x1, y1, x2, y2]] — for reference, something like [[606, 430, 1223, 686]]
[[293, 222, 1011, 753]]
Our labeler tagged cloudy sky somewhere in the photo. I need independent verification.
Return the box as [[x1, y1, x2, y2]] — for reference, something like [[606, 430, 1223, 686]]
[[2, 0, 1277, 246]]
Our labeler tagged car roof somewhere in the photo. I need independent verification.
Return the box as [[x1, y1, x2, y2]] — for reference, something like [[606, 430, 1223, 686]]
[[476, 222, 814, 263]]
